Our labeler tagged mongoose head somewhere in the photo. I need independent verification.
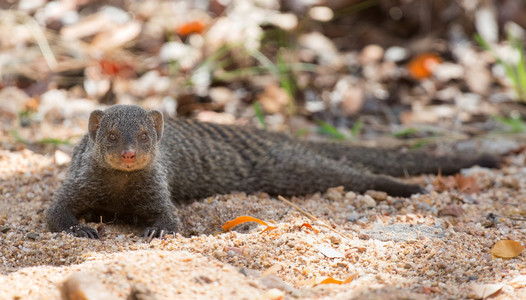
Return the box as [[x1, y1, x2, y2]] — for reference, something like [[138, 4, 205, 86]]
[[88, 105, 163, 172]]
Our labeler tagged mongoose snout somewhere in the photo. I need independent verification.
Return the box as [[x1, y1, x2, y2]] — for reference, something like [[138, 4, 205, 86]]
[[121, 150, 136, 163]]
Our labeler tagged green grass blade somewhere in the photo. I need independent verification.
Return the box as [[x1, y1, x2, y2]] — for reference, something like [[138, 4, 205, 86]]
[[315, 120, 347, 140], [253, 101, 266, 129], [350, 119, 362, 140], [514, 37, 526, 101]]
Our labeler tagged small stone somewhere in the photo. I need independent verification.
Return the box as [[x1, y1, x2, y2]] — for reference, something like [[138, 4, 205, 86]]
[[26, 232, 39, 240], [384, 46, 408, 62], [345, 191, 357, 200], [0, 227, 11, 233], [438, 204, 464, 218], [308, 6, 333, 22], [358, 195, 376, 209], [325, 186, 344, 201], [60, 272, 115, 300], [346, 211, 361, 222], [365, 190, 388, 201], [260, 275, 295, 293], [127, 284, 156, 300], [359, 44, 384, 65], [262, 288, 285, 300]]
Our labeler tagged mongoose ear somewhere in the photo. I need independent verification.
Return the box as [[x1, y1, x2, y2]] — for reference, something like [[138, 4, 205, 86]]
[[148, 110, 164, 141], [88, 110, 104, 141]]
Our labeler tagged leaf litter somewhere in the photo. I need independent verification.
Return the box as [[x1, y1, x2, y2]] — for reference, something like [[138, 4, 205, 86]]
[[1, 0, 526, 299]]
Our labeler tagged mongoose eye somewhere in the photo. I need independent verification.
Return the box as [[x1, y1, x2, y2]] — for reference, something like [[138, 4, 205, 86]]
[[140, 132, 148, 142], [108, 133, 117, 142]]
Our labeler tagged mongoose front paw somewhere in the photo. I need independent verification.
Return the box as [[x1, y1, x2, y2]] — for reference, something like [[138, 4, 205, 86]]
[[66, 224, 100, 239], [143, 226, 174, 241]]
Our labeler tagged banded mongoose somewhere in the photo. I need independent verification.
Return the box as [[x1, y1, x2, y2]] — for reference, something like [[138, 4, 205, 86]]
[[46, 105, 499, 238]]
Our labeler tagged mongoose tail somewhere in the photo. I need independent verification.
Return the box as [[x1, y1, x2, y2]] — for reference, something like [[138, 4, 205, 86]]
[[303, 142, 500, 177]]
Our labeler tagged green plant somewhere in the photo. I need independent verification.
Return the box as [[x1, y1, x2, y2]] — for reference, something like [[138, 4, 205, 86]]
[[392, 127, 419, 138], [316, 120, 347, 140], [253, 101, 266, 129], [315, 119, 362, 141], [493, 115, 526, 133], [475, 31, 526, 102], [10, 130, 73, 146]]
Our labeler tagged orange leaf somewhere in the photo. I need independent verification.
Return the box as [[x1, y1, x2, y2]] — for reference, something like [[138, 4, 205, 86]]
[[491, 240, 524, 259], [300, 222, 313, 229], [316, 274, 356, 286], [176, 20, 206, 36], [407, 53, 442, 79], [222, 216, 271, 231], [99, 59, 134, 77], [300, 222, 320, 233], [432, 169, 456, 192], [260, 226, 278, 234], [455, 174, 480, 194]]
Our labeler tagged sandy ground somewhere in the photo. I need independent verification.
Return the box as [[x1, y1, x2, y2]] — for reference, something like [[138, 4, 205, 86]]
[[2, 126, 526, 299]]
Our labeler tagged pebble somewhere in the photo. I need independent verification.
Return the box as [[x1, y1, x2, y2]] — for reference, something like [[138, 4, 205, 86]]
[[384, 46, 408, 62], [359, 44, 384, 65], [346, 211, 362, 222], [26, 232, 39, 240], [365, 190, 388, 201], [128, 284, 156, 300], [60, 272, 115, 300], [358, 195, 376, 209]]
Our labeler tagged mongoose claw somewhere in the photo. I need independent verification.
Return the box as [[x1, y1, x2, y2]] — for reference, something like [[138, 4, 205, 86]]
[[67, 224, 100, 239], [143, 227, 172, 241]]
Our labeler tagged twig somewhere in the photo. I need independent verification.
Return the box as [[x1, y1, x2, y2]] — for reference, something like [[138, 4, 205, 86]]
[[277, 195, 352, 241], [14, 10, 58, 70]]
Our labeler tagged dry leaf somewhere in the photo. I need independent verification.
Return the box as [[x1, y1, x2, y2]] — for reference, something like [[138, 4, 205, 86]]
[[296, 274, 355, 287], [262, 264, 283, 277], [316, 246, 344, 258], [91, 22, 141, 51], [455, 174, 480, 194], [432, 171, 481, 194], [222, 216, 277, 234], [259, 226, 278, 234], [99, 59, 134, 77], [407, 53, 442, 79], [176, 20, 206, 36], [257, 84, 291, 114], [438, 204, 464, 218], [300, 222, 319, 233], [469, 283, 504, 299], [432, 170, 456, 192], [491, 240, 524, 259]]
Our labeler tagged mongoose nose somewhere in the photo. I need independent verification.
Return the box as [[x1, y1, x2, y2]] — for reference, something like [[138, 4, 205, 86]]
[[121, 150, 136, 163]]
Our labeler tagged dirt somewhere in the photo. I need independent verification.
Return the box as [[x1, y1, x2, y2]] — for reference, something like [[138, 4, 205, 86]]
[[1, 125, 526, 299]]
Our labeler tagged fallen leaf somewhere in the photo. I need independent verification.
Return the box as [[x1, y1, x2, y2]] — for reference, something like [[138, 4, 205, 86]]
[[91, 21, 142, 51], [316, 246, 345, 258], [491, 240, 524, 259], [300, 222, 319, 233], [432, 171, 481, 194], [222, 216, 277, 234], [176, 20, 206, 36], [99, 59, 135, 77], [296, 274, 355, 286], [259, 226, 278, 234], [438, 204, 464, 218], [455, 174, 480, 194], [262, 264, 283, 277], [469, 283, 504, 299], [432, 169, 456, 192], [257, 84, 291, 114], [407, 53, 442, 79]]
